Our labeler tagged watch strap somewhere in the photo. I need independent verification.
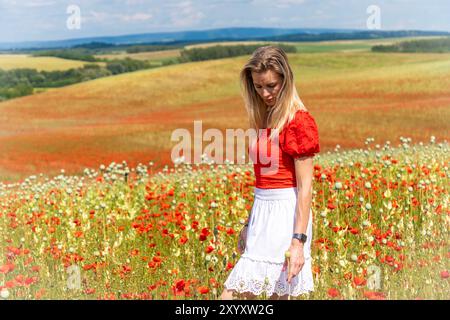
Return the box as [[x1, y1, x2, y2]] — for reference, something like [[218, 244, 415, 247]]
[[292, 233, 307, 243]]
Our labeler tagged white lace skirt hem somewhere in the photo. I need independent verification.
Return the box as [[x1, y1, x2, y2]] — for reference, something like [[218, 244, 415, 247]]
[[223, 186, 314, 297], [224, 255, 314, 297]]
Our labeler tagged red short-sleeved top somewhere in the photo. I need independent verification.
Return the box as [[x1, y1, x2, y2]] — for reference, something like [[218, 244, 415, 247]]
[[248, 109, 320, 189]]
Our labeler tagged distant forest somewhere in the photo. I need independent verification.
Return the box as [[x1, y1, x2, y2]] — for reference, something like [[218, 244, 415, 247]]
[[179, 43, 296, 62], [0, 43, 296, 101], [256, 30, 450, 42], [372, 37, 450, 53], [31, 43, 184, 61], [3, 34, 449, 102], [0, 59, 156, 101]]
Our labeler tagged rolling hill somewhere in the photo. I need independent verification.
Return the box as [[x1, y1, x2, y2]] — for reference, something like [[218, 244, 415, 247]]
[[0, 44, 449, 183]]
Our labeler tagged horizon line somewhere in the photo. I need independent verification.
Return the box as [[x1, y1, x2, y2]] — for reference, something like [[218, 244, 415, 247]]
[[2, 26, 449, 46]]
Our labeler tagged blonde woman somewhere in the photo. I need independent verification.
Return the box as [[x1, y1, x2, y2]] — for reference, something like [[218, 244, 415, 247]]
[[220, 46, 320, 300]]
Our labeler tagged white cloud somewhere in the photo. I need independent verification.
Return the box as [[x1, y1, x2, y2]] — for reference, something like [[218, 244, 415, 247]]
[[168, 1, 205, 28], [120, 12, 153, 22], [88, 10, 111, 23], [125, 0, 149, 4], [264, 17, 281, 22], [24, 0, 56, 7], [86, 10, 153, 24], [251, 0, 306, 7], [0, 0, 56, 7]]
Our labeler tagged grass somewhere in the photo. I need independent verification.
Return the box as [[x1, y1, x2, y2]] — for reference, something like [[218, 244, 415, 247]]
[[0, 54, 95, 71], [0, 138, 448, 300], [0, 41, 449, 183]]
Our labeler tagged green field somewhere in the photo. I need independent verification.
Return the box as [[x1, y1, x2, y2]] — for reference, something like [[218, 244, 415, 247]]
[[0, 37, 449, 301], [0, 37, 449, 183]]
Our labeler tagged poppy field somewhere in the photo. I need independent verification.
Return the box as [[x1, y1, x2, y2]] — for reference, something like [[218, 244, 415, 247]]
[[0, 136, 448, 300], [1, 48, 449, 183]]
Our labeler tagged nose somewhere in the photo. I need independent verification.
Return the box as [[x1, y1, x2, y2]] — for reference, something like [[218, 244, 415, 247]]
[[262, 88, 272, 98]]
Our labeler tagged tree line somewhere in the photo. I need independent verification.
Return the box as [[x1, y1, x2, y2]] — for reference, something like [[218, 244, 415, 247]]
[[1, 43, 297, 101], [372, 37, 450, 53], [0, 58, 157, 101], [30, 43, 183, 61], [179, 43, 297, 62]]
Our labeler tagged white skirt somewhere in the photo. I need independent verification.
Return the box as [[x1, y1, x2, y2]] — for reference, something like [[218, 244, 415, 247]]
[[224, 186, 314, 297]]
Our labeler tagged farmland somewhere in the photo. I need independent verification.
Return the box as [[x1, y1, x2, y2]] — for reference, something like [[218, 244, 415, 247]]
[[0, 47, 449, 183], [0, 37, 449, 300]]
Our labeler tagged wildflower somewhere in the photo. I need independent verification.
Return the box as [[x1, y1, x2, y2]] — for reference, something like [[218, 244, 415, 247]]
[[0, 288, 9, 299], [84, 288, 96, 295], [364, 291, 386, 300], [327, 288, 340, 298], [353, 276, 366, 287], [197, 286, 209, 294], [179, 235, 188, 245], [199, 228, 210, 241]]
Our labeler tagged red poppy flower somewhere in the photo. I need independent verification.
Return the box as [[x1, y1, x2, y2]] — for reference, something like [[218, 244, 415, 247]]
[[312, 265, 320, 275], [35, 288, 46, 299], [122, 265, 132, 273], [327, 288, 340, 298], [199, 228, 210, 241], [353, 276, 366, 287], [344, 272, 352, 280], [85, 288, 96, 294], [0, 263, 14, 274], [327, 203, 336, 210], [363, 291, 386, 300], [197, 286, 209, 294], [179, 235, 188, 244], [74, 231, 83, 238]]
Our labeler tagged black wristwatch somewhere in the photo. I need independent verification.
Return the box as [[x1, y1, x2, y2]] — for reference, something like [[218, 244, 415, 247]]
[[292, 233, 307, 244]]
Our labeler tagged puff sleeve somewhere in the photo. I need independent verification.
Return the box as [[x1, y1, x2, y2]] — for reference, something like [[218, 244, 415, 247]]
[[281, 110, 320, 158]]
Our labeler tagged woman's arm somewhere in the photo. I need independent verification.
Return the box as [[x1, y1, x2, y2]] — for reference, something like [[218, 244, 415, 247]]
[[287, 155, 314, 283], [293, 155, 314, 235]]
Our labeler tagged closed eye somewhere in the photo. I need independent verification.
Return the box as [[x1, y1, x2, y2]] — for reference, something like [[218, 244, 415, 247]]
[[255, 84, 275, 89]]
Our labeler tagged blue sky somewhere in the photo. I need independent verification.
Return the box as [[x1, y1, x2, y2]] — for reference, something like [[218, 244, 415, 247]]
[[1, 0, 449, 43]]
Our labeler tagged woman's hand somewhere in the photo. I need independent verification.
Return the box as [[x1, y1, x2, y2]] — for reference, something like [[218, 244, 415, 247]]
[[286, 241, 305, 284], [237, 225, 248, 255]]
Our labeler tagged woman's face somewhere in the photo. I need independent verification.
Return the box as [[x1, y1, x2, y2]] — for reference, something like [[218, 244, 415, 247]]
[[251, 69, 283, 107]]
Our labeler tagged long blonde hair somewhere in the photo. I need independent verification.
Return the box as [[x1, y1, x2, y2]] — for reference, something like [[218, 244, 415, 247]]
[[240, 45, 307, 141]]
